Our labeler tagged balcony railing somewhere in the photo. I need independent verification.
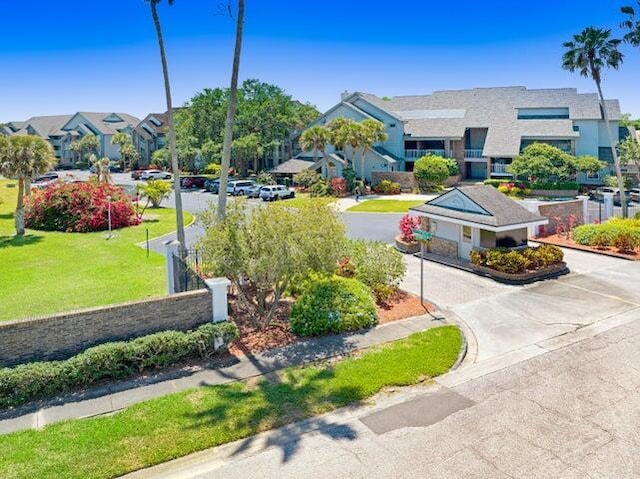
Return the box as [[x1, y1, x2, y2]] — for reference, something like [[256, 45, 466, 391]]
[[491, 164, 513, 175], [404, 149, 451, 159], [464, 149, 484, 158]]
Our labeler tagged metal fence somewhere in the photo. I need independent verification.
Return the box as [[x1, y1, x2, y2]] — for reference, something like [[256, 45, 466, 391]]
[[172, 248, 208, 293]]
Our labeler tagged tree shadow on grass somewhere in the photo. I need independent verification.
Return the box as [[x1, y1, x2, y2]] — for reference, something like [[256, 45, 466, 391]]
[[0, 234, 43, 249], [186, 360, 361, 463], [0, 213, 14, 220]]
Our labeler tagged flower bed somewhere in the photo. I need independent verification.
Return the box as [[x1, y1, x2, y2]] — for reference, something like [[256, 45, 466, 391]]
[[25, 181, 140, 232]]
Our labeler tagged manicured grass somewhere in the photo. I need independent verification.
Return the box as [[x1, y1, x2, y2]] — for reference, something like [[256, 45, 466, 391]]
[[0, 326, 461, 479], [347, 199, 425, 213], [0, 180, 193, 321], [277, 193, 335, 208]]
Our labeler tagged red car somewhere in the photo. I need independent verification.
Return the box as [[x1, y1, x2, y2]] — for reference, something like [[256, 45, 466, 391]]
[[181, 176, 208, 189]]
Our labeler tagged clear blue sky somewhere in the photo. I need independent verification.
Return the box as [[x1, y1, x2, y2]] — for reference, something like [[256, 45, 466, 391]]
[[1, 0, 639, 122]]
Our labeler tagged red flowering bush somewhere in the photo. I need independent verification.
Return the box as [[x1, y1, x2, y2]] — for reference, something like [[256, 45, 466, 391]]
[[25, 181, 141, 232], [329, 177, 348, 197], [399, 214, 421, 242]]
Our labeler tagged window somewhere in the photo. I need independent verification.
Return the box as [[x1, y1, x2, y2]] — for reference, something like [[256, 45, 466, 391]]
[[389, 123, 396, 128], [516, 107, 570, 120], [587, 171, 600, 180], [462, 226, 472, 243]]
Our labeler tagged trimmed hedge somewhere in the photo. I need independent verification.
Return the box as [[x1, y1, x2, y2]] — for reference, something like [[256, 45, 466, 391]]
[[572, 218, 640, 252], [290, 276, 378, 336], [530, 181, 579, 191], [470, 245, 564, 274], [0, 322, 238, 409]]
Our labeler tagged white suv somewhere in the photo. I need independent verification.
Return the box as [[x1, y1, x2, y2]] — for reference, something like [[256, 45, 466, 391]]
[[259, 185, 295, 201], [227, 180, 257, 196], [140, 169, 171, 180]]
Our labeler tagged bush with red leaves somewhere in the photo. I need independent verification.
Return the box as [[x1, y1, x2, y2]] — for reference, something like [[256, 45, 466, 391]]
[[398, 214, 421, 242], [25, 181, 141, 232]]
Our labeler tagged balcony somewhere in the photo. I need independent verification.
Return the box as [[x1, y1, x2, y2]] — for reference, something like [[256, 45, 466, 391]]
[[404, 149, 452, 159], [464, 149, 484, 158], [490, 163, 513, 176]]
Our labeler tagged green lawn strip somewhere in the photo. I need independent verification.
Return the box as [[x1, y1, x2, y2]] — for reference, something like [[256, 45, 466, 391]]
[[0, 326, 461, 479], [275, 194, 335, 208], [347, 199, 425, 213], [0, 180, 193, 321]]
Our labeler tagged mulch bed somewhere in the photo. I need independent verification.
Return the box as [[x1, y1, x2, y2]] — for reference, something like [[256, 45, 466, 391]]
[[534, 234, 640, 261], [227, 291, 435, 357]]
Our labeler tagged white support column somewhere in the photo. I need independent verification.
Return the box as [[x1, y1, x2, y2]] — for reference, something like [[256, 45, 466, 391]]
[[165, 240, 181, 295], [577, 195, 590, 224], [523, 200, 541, 237], [603, 193, 614, 221], [205, 277, 231, 323]]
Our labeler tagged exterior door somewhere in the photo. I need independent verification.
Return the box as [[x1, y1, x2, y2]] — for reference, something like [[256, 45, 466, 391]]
[[459, 225, 473, 260]]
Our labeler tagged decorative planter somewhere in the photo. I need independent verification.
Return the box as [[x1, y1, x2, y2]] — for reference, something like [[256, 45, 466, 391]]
[[469, 262, 569, 285], [395, 235, 420, 254]]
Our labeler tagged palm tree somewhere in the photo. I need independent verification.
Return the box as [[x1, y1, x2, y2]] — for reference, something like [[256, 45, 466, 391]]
[[299, 126, 331, 166], [562, 27, 628, 217], [218, 0, 245, 220], [360, 119, 389, 181], [0, 135, 57, 236], [69, 140, 83, 165], [621, 2, 640, 46], [147, 0, 186, 248], [344, 122, 365, 178], [111, 132, 138, 169], [326, 117, 354, 162]]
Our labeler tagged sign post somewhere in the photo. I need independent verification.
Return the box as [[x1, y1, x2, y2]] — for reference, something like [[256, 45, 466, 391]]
[[412, 229, 432, 309]]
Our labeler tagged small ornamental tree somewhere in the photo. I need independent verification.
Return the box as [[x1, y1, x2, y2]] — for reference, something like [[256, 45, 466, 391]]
[[138, 179, 172, 212], [619, 137, 640, 184], [198, 199, 346, 329], [413, 154, 449, 191], [293, 169, 320, 188], [399, 214, 421, 243]]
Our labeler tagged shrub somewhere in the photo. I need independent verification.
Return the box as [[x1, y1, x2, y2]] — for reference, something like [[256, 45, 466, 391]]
[[24, 181, 140, 232], [413, 154, 449, 191], [310, 178, 330, 197], [613, 231, 640, 253], [530, 181, 578, 191], [572, 218, 640, 249], [0, 322, 238, 409], [329, 177, 348, 196], [203, 163, 221, 177], [342, 166, 357, 192], [373, 179, 401, 195], [340, 239, 406, 290], [444, 158, 460, 176], [290, 276, 378, 336], [484, 179, 504, 188], [371, 283, 396, 303], [293, 169, 321, 188], [256, 171, 275, 185], [399, 214, 421, 242], [471, 245, 563, 274], [139, 179, 172, 209]]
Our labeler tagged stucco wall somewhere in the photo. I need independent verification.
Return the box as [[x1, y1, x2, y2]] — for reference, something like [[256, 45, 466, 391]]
[[371, 171, 415, 191], [537, 199, 584, 235], [0, 290, 212, 367]]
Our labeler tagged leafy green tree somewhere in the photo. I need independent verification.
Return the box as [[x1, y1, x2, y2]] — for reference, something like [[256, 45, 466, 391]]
[[571, 155, 606, 178], [151, 147, 171, 169], [619, 136, 640, 183], [563, 27, 628, 216], [138, 179, 172, 213], [299, 125, 331, 164], [293, 169, 321, 188], [147, 0, 186, 248], [218, 0, 245, 219], [200, 139, 221, 164], [231, 134, 262, 175], [621, 2, 640, 46], [198, 199, 346, 329], [413, 154, 449, 191], [0, 135, 57, 235], [508, 143, 574, 180], [360, 119, 388, 180]]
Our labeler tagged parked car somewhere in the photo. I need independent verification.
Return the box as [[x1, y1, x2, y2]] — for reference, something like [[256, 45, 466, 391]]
[[630, 187, 640, 204], [590, 187, 629, 206], [259, 185, 295, 201], [181, 176, 208, 189], [140, 169, 171, 181], [109, 162, 124, 173], [246, 184, 263, 198], [227, 180, 257, 196], [204, 179, 220, 193], [34, 172, 59, 182]]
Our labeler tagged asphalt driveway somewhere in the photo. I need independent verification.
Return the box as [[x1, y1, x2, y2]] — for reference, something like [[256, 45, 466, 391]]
[[402, 248, 640, 362]]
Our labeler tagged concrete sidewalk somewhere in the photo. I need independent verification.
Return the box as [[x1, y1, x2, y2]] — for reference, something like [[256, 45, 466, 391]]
[[0, 314, 446, 436]]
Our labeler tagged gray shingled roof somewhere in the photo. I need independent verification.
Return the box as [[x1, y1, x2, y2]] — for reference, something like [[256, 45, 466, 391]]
[[410, 185, 546, 228], [73, 112, 141, 135], [270, 158, 315, 174], [347, 87, 621, 157], [14, 115, 73, 139]]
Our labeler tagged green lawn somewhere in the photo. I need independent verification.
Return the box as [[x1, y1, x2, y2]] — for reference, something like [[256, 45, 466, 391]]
[[0, 326, 461, 479], [0, 180, 193, 321], [347, 199, 425, 213], [278, 193, 335, 208]]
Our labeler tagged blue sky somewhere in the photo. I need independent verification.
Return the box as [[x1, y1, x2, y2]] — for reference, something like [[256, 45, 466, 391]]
[[1, 0, 639, 122]]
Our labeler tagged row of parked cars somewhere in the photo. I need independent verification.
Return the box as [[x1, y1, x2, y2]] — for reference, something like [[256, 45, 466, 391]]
[[589, 186, 640, 205]]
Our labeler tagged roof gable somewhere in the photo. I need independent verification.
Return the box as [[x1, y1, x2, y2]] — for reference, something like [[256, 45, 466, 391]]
[[428, 188, 491, 216]]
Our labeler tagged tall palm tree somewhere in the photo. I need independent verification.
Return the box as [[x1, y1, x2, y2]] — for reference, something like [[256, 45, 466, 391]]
[[360, 119, 388, 180], [299, 126, 331, 166], [218, 0, 245, 220], [621, 2, 640, 46], [147, 0, 186, 247], [562, 27, 628, 217], [0, 135, 56, 236], [326, 117, 354, 162]]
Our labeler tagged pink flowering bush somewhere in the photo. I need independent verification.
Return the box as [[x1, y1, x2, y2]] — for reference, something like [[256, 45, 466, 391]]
[[399, 214, 421, 242], [25, 181, 141, 232], [329, 177, 348, 197]]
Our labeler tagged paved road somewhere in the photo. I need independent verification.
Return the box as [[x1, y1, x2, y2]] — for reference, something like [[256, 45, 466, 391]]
[[127, 314, 640, 479]]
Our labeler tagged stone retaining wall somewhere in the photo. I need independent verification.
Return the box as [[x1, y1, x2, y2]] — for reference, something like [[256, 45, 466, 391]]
[[429, 236, 458, 258], [371, 172, 415, 191], [0, 290, 212, 366]]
